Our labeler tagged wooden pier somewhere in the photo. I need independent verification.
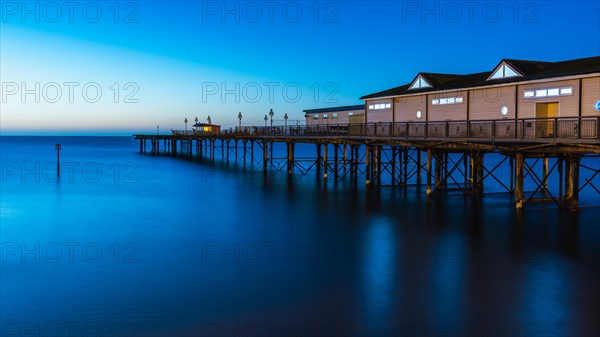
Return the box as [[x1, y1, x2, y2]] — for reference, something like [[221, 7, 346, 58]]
[[135, 117, 600, 211]]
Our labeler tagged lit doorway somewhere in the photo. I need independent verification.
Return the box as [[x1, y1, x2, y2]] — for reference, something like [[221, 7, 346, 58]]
[[535, 102, 559, 138]]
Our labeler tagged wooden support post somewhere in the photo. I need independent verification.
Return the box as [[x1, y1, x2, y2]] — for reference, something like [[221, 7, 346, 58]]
[[515, 153, 524, 210], [509, 155, 514, 192], [140, 140, 143, 153], [558, 157, 563, 201], [334, 144, 339, 180], [226, 140, 230, 162], [316, 144, 322, 179], [375, 146, 382, 186], [542, 157, 549, 192], [403, 148, 408, 187], [391, 147, 397, 186], [572, 156, 580, 211], [564, 157, 573, 204], [426, 149, 433, 196], [434, 151, 442, 193], [251, 140, 254, 163], [323, 144, 329, 181], [263, 140, 268, 171], [477, 152, 484, 193], [343, 144, 348, 169], [287, 142, 294, 175], [463, 153, 469, 189], [243, 141, 247, 166], [417, 149, 422, 185], [235, 140, 238, 161], [210, 139, 215, 161], [365, 145, 371, 186], [444, 152, 450, 190]]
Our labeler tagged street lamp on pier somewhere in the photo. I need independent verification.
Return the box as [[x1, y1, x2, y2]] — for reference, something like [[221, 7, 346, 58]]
[[268, 108, 274, 127], [207, 116, 212, 124], [184, 118, 188, 132], [264, 115, 268, 127], [238, 112, 243, 127], [284, 113, 288, 127]]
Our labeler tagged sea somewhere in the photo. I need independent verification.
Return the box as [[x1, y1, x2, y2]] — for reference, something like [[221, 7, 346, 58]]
[[1, 136, 599, 337]]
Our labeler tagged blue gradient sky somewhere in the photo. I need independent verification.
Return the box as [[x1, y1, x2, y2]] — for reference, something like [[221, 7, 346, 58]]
[[1, 0, 598, 135]]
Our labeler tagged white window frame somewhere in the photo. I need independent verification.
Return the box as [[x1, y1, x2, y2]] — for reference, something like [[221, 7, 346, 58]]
[[523, 86, 574, 99], [432, 96, 464, 105]]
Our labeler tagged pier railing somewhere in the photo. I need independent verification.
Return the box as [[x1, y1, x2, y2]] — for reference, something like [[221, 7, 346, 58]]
[[217, 117, 599, 141]]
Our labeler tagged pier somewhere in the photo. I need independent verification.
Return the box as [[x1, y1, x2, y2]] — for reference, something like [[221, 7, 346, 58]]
[[134, 116, 600, 211]]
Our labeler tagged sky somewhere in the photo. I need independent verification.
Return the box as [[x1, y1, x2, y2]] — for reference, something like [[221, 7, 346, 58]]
[[0, 0, 598, 135]]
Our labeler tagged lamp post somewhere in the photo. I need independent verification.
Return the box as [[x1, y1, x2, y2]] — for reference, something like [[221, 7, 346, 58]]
[[184, 118, 188, 132], [284, 113, 288, 127], [268, 108, 274, 127], [55, 143, 61, 177], [238, 112, 242, 127], [264, 115, 268, 126], [157, 125, 159, 135], [207, 116, 212, 124]]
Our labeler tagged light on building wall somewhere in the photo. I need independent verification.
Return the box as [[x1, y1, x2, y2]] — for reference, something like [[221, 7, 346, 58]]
[[500, 106, 508, 116], [416, 111, 422, 119]]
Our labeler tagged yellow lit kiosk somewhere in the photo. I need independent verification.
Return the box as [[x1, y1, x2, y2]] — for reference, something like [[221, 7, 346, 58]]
[[192, 123, 221, 135]]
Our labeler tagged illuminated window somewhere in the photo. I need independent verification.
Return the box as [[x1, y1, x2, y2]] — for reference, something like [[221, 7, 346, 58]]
[[323, 114, 328, 119], [524, 86, 573, 99], [369, 103, 391, 110], [433, 96, 463, 105], [348, 112, 354, 116], [560, 87, 573, 95], [332, 113, 338, 118], [314, 115, 318, 119]]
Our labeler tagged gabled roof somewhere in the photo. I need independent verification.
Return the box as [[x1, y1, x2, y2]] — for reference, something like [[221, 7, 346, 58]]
[[361, 56, 600, 100], [407, 73, 463, 91]]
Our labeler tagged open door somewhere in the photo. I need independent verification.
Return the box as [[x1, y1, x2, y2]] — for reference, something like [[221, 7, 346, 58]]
[[535, 102, 559, 138]]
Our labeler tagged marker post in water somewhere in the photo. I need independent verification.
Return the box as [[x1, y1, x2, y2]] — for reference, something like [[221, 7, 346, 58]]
[[55, 143, 62, 177]]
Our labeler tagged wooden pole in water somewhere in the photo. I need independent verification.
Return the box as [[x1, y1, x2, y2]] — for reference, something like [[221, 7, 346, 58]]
[[426, 149, 433, 195], [263, 140, 268, 171], [417, 149, 422, 185], [365, 145, 371, 186], [316, 144, 322, 179], [542, 157, 549, 192], [564, 157, 573, 205], [55, 144, 62, 177], [333, 144, 339, 180], [287, 142, 294, 175], [323, 144, 328, 181], [434, 151, 442, 194], [391, 147, 397, 186], [515, 153, 524, 210], [572, 156, 580, 211], [558, 157, 563, 201]]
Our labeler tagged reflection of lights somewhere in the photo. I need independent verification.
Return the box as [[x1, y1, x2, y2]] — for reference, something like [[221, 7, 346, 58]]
[[360, 217, 396, 335]]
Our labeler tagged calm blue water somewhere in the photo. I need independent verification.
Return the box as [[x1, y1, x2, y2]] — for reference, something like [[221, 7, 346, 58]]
[[1, 136, 599, 337]]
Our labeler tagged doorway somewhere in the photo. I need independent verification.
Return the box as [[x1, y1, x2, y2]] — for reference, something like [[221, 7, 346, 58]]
[[535, 102, 559, 138]]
